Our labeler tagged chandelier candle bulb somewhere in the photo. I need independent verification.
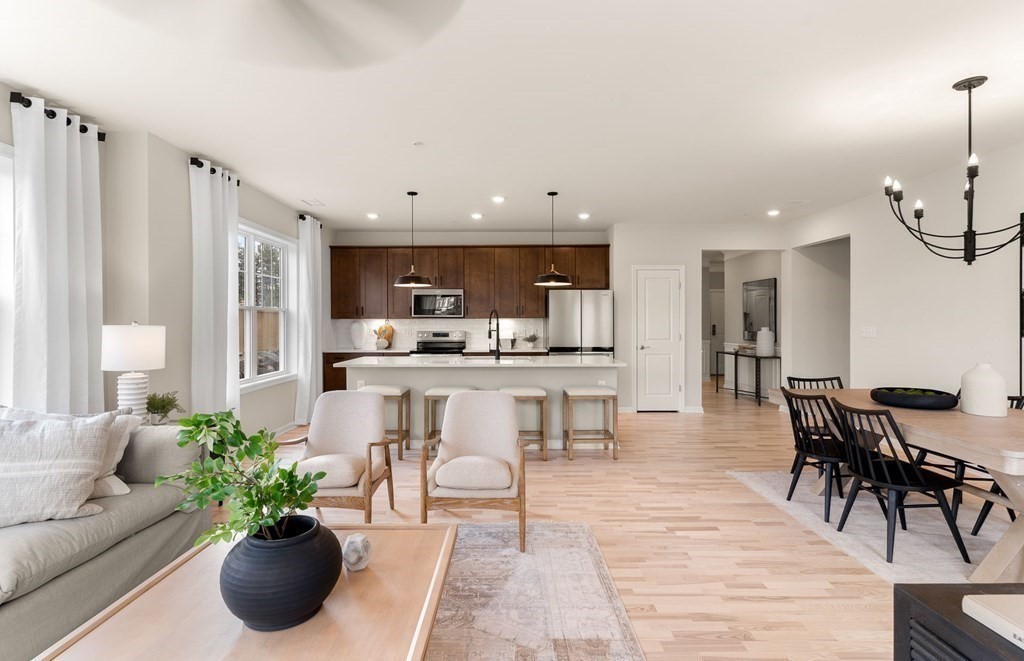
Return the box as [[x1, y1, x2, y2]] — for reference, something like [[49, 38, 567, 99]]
[[884, 176, 893, 196], [914, 200, 924, 220], [892, 179, 903, 202], [967, 152, 980, 177]]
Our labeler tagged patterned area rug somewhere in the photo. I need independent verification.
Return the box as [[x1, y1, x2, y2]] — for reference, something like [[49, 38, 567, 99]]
[[426, 522, 644, 660], [729, 470, 1010, 584]]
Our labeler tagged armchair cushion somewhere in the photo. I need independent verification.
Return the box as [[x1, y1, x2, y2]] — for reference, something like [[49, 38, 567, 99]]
[[296, 454, 365, 489], [435, 455, 512, 490]]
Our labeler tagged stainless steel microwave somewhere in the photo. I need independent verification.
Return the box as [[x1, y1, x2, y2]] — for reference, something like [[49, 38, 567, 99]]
[[411, 289, 465, 317]]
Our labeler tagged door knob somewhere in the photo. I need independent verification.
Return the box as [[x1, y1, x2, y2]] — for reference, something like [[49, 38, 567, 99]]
[[639, 344, 647, 350]]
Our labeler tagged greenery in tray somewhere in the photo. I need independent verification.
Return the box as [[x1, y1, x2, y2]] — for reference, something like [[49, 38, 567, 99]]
[[524, 333, 540, 343], [146, 391, 185, 423], [156, 411, 324, 544], [880, 388, 942, 396]]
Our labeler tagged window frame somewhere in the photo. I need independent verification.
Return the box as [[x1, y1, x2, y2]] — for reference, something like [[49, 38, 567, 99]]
[[237, 219, 298, 394]]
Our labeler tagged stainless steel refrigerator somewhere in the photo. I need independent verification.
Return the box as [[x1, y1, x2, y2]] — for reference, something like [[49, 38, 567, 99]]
[[547, 290, 614, 355]]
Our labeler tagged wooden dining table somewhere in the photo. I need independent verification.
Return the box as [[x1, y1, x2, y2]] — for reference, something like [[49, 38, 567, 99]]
[[788, 388, 1024, 584]]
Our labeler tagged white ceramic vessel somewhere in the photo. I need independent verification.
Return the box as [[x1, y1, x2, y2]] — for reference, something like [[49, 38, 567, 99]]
[[755, 327, 775, 357], [349, 320, 368, 350], [960, 363, 1007, 417]]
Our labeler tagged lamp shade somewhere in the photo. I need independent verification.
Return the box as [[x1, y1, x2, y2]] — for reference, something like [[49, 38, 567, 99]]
[[101, 324, 166, 372]]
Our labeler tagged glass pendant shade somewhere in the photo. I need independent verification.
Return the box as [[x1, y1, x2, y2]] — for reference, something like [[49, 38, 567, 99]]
[[394, 191, 432, 288], [535, 191, 572, 287]]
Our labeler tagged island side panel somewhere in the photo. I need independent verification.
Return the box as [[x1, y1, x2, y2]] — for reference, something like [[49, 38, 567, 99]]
[[344, 365, 619, 448]]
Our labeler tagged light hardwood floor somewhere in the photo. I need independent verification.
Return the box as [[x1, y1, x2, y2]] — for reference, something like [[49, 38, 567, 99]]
[[272, 383, 893, 659]]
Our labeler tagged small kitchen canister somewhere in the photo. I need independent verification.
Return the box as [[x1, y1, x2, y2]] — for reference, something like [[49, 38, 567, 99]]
[[960, 363, 1008, 417], [755, 327, 775, 357]]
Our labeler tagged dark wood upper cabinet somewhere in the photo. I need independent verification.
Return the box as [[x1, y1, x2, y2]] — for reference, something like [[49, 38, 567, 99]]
[[575, 245, 610, 289], [463, 247, 495, 318], [436, 248, 464, 289], [494, 247, 519, 318], [518, 247, 547, 317], [331, 244, 607, 319], [359, 248, 389, 318], [330, 247, 361, 319]]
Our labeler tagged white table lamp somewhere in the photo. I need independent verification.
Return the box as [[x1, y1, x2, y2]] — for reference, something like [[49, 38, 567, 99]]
[[101, 323, 166, 416]]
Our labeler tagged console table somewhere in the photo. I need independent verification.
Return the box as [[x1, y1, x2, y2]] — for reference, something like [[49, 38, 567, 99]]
[[715, 350, 781, 406], [894, 583, 1024, 659]]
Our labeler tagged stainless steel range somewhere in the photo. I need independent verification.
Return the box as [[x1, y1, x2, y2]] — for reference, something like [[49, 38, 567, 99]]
[[410, 330, 467, 355]]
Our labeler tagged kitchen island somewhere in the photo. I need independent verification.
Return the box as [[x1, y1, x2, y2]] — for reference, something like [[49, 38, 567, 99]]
[[338, 354, 625, 448]]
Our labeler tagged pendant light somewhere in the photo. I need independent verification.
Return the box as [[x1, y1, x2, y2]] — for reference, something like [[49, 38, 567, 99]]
[[394, 191, 432, 288], [535, 191, 573, 287]]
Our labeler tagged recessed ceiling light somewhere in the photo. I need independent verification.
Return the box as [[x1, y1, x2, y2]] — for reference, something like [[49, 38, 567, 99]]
[[366, 213, 379, 220], [471, 213, 483, 220], [491, 195, 505, 204], [302, 198, 325, 207], [578, 212, 590, 220], [766, 209, 781, 217]]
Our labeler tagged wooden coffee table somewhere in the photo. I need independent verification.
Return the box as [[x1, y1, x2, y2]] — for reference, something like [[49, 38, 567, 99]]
[[41, 524, 457, 660]]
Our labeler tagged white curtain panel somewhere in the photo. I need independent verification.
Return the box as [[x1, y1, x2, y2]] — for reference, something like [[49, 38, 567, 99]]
[[295, 214, 324, 423], [188, 159, 239, 414], [9, 96, 104, 414]]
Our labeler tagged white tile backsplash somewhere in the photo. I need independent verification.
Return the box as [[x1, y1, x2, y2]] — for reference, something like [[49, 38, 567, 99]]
[[331, 317, 547, 352]]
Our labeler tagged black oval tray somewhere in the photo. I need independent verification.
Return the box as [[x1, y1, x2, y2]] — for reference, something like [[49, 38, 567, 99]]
[[870, 387, 959, 410]]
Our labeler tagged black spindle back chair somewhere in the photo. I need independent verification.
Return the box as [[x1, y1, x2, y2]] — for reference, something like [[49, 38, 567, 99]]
[[781, 388, 846, 521], [787, 376, 844, 390], [831, 399, 970, 564]]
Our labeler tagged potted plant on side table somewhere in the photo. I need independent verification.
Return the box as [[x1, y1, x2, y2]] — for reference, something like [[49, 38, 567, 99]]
[[157, 411, 341, 632], [146, 391, 185, 425]]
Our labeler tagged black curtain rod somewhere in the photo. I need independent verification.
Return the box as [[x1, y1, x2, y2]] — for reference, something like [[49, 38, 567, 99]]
[[10, 91, 105, 140], [189, 156, 241, 185]]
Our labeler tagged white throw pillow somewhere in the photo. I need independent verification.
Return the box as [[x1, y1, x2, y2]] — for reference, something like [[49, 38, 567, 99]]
[[435, 456, 512, 490], [0, 413, 115, 527], [0, 406, 142, 498], [296, 454, 365, 488]]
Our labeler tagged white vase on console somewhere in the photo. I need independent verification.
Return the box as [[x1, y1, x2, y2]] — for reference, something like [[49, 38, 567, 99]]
[[349, 320, 367, 350], [755, 327, 775, 357], [961, 363, 1007, 417]]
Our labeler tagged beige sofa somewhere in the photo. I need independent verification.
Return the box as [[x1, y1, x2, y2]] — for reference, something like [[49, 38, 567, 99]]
[[0, 424, 210, 661]]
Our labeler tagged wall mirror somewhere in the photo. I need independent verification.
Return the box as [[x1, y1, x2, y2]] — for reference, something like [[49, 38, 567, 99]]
[[742, 278, 776, 341]]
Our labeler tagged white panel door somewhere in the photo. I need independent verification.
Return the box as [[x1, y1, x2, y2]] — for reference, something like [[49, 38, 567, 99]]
[[636, 268, 681, 411]]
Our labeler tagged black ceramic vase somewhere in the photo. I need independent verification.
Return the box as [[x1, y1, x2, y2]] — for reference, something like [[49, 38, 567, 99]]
[[219, 515, 342, 631]]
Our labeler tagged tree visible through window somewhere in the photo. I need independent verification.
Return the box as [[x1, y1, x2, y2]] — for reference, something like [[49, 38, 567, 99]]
[[238, 230, 285, 381]]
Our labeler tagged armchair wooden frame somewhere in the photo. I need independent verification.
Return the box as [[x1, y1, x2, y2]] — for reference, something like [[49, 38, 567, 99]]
[[296, 437, 395, 524], [420, 438, 527, 552]]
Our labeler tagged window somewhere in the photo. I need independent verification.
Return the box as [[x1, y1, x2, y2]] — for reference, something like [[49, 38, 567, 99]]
[[238, 222, 296, 389]]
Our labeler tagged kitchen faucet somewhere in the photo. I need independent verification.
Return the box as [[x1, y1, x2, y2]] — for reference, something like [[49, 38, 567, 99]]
[[487, 309, 501, 361]]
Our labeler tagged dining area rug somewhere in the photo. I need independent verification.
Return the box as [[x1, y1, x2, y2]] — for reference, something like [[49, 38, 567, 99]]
[[729, 470, 1010, 584], [426, 522, 644, 660]]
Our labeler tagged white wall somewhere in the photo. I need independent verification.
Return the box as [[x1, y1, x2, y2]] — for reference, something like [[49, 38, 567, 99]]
[[723, 251, 782, 344], [789, 237, 851, 385], [785, 140, 1024, 395], [609, 223, 788, 411]]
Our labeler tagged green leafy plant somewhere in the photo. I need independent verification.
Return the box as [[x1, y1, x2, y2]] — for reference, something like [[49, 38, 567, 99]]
[[524, 333, 540, 344], [156, 411, 325, 545], [146, 391, 185, 423]]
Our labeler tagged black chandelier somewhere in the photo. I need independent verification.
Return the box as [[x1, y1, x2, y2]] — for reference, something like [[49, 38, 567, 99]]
[[883, 75, 1021, 265]]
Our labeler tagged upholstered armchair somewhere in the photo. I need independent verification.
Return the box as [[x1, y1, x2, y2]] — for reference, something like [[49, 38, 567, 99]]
[[295, 391, 394, 523], [420, 391, 526, 551]]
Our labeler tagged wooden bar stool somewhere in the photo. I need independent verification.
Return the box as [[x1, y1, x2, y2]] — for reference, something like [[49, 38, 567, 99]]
[[499, 386, 548, 461], [562, 386, 618, 460], [423, 386, 477, 456], [358, 385, 411, 460]]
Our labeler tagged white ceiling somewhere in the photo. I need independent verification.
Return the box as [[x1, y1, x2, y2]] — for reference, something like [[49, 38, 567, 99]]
[[3, 1, 1024, 232]]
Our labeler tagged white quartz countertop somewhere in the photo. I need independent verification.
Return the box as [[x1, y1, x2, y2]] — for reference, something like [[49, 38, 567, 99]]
[[337, 355, 624, 368], [325, 348, 410, 354]]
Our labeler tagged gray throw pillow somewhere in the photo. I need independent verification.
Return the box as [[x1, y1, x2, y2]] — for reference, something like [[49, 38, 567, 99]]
[[0, 413, 116, 527]]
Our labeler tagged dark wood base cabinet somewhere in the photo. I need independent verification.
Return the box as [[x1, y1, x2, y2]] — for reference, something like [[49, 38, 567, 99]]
[[322, 352, 409, 392], [894, 584, 1024, 660]]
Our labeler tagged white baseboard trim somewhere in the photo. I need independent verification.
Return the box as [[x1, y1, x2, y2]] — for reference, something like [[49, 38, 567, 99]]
[[617, 407, 636, 414], [272, 421, 299, 436], [683, 406, 704, 413]]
